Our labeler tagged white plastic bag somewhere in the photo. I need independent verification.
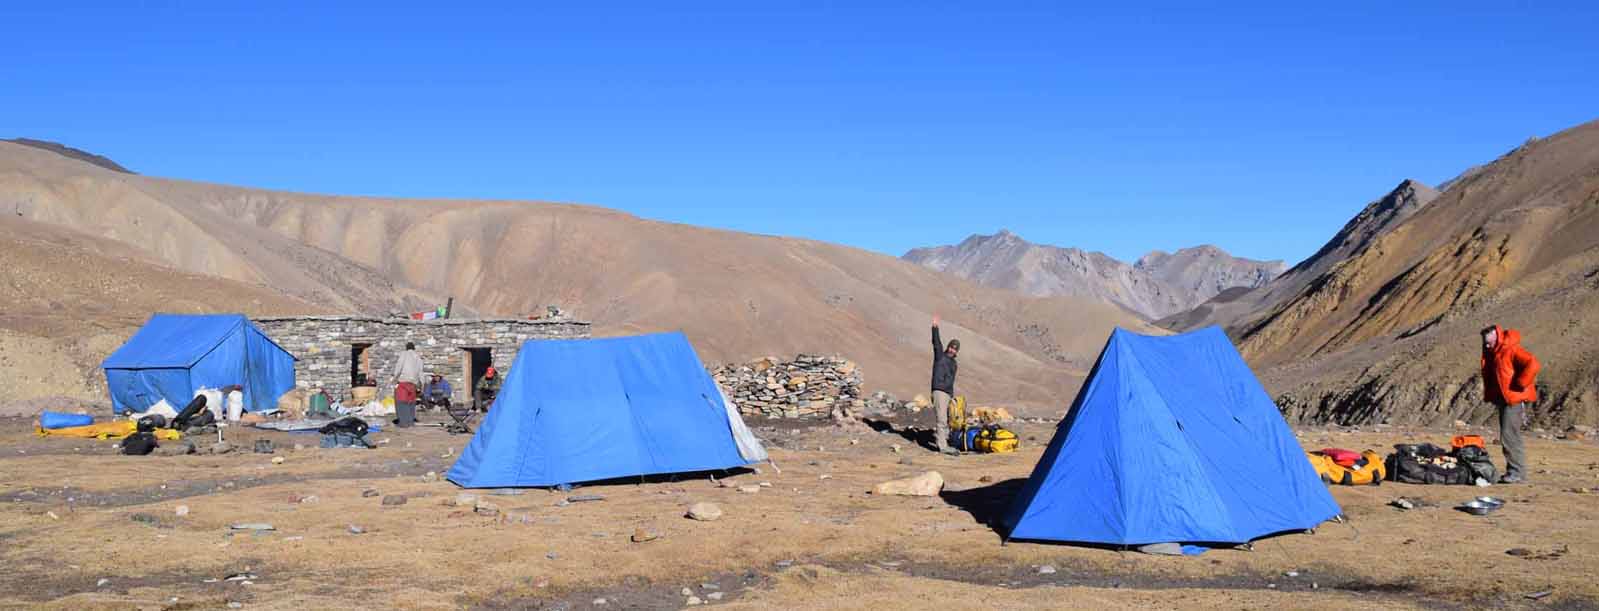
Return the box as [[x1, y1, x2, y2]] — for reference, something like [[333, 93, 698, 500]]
[[226, 390, 244, 421], [145, 399, 180, 420], [194, 388, 225, 420]]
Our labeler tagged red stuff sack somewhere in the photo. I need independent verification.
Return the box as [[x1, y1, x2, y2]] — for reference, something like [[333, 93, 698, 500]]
[[1318, 448, 1362, 468]]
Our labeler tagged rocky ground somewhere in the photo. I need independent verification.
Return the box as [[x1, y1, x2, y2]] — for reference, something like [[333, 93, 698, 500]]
[[2, 411, 1598, 610]]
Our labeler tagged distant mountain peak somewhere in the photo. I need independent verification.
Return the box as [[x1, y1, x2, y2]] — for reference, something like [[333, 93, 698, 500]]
[[904, 232, 1285, 319], [4, 138, 134, 174]]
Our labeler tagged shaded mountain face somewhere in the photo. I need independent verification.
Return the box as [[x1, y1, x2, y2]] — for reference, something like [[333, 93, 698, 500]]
[[4, 138, 134, 174], [1167, 119, 1599, 427], [903, 231, 1284, 319], [0, 140, 1156, 413]]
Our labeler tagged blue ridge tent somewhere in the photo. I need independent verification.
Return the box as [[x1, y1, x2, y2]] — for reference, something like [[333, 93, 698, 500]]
[[447, 331, 766, 489], [101, 314, 297, 415], [1001, 326, 1340, 546]]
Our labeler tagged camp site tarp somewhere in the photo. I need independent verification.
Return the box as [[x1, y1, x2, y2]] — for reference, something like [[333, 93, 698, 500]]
[[447, 331, 765, 488], [1001, 326, 1341, 546], [101, 314, 297, 415]]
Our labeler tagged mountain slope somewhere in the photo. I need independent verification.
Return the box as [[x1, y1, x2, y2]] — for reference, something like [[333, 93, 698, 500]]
[[0, 215, 328, 414], [0, 141, 1156, 413], [1181, 120, 1599, 427], [903, 230, 1284, 319]]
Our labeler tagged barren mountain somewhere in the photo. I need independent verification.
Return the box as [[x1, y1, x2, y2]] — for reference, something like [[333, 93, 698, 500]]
[[0, 141, 1156, 414], [903, 230, 1284, 319], [1169, 120, 1599, 427], [0, 215, 328, 414], [4, 137, 134, 174]]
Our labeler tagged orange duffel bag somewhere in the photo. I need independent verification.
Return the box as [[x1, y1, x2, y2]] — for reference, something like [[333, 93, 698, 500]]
[[1307, 449, 1385, 486]]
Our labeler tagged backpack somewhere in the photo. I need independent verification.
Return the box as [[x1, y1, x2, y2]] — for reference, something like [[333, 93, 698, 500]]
[[948, 395, 967, 431], [949, 427, 981, 452], [1454, 445, 1498, 483], [1308, 449, 1384, 485], [122, 432, 158, 456], [975, 426, 1019, 453]]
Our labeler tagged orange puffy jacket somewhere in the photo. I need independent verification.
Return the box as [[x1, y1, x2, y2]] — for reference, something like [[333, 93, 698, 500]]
[[1481, 325, 1540, 406]]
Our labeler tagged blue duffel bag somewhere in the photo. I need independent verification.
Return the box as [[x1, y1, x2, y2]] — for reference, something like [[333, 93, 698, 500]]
[[40, 411, 94, 430]]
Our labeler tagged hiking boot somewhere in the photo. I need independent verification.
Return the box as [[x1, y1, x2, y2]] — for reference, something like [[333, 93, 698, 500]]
[[1498, 474, 1526, 484]]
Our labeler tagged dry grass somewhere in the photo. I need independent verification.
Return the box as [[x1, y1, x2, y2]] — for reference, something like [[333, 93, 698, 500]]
[[2, 415, 1596, 610]]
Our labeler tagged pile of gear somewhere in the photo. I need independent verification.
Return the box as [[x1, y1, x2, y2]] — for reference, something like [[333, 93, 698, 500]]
[[946, 396, 1019, 454], [1384, 435, 1498, 485]]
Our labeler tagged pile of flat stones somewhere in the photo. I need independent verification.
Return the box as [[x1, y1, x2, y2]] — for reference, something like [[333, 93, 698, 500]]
[[711, 355, 864, 420]]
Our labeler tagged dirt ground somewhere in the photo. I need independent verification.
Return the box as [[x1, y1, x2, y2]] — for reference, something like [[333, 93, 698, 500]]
[[2, 413, 1597, 611]]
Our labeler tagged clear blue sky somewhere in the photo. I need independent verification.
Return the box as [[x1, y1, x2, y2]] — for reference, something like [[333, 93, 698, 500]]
[[3, 2, 1596, 265]]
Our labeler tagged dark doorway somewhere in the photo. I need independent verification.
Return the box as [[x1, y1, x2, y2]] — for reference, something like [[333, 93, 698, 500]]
[[463, 347, 493, 394], [350, 343, 373, 387]]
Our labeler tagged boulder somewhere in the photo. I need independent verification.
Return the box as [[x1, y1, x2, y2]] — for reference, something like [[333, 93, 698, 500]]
[[155, 441, 196, 457], [381, 495, 408, 506], [686, 502, 723, 521], [631, 527, 661, 542], [872, 471, 944, 497]]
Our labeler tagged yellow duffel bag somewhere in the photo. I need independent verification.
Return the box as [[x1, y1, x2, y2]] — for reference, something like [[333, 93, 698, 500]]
[[975, 426, 1019, 453], [1306, 449, 1384, 486]]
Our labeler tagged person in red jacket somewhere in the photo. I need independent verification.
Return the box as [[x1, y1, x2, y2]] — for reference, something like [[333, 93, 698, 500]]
[[1481, 325, 1541, 483]]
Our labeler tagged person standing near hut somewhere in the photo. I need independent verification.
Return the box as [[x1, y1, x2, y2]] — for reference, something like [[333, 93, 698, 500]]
[[392, 341, 425, 428]]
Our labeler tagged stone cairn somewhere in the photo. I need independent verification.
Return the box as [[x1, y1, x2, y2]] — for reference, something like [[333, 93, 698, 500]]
[[712, 355, 866, 422]]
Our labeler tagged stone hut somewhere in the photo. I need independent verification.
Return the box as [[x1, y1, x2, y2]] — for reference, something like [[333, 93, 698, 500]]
[[254, 315, 590, 403]]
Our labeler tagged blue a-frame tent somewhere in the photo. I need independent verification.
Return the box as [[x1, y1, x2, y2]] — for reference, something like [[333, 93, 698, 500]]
[[101, 314, 297, 415], [447, 332, 766, 488], [1001, 326, 1340, 546]]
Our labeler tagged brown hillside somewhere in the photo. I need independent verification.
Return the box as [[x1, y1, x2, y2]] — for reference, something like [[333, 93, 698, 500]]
[[0, 141, 1155, 414], [1189, 119, 1599, 426], [0, 216, 327, 412]]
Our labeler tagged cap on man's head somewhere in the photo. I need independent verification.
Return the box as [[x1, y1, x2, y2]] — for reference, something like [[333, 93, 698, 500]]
[[947, 339, 960, 351], [485, 366, 497, 377], [405, 341, 416, 350]]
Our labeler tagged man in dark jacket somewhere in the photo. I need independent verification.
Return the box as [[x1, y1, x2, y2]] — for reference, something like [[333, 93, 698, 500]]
[[931, 315, 960, 456], [1481, 325, 1541, 483]]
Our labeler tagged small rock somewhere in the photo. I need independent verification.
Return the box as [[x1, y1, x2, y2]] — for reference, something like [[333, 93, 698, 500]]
[[701, 583, 720, 591], [547, 552, 559, 560], [978, 475, 993, 483], [707, 592, 724, 601], [474, 500, 500, 516], [270, 456, 285, 465], [293, 443, 305, 452], [1506, 548, 1533, 557], [631, 527, 660, 543], [131, 513, 160, 525], [1453, 420, 1469, 429], [46, 511, 59, 520], [381, 495, 407, 506], [686, 596, 703, 606], [686, 502, 723, 521], [254, 439, 275, 454], [759, 482, 772, 488], [592, 598, 607, 606], [738, 485, 760, 493], [568, 494, 606, 503], [175, 505, 190, 517], [210, 442, 234, 455], [362, 489, 380, 498], [453, 493, 481, 507], [348, 525, 366, 535], [421, 471, 439, 482], [96, 578, 110, 587], [299, 495, 319, 504], [228, 603, 243, 609], [819, 474, 832, 481], [1390, 498, 1415, 510], [1285, 571, 1300, 578], [229, 523, 274, 531], [1037, 565, 1057, 575], [682, 587, 694, 596]]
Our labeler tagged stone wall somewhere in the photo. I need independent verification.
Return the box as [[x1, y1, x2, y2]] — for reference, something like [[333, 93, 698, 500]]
[[255, 316, 590, 403], [711, 355, 863, 420]]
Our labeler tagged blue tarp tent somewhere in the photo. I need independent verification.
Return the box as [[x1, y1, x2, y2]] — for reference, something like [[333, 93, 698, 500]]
[[101, 314, 297, 415], [447, 332, 765, 488], [1001, 326, 1340, 546]]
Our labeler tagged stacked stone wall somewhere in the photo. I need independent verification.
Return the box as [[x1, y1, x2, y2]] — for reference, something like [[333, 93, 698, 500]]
[[255, 316, 590, 403]]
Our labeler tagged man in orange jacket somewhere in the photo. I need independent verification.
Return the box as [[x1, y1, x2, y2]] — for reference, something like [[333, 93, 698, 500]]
[[1481, 325, 1541, 483]]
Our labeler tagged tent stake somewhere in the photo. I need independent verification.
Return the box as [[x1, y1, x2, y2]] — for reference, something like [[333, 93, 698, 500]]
[[767, 459, 782, 474]]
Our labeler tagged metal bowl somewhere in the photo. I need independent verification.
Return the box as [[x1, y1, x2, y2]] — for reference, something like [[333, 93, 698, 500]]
[[1475, 496, 1506, 508], [1459, 500, 1498, 516]]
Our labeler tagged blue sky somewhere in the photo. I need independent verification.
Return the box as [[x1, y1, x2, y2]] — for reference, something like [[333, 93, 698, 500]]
[[3, 2, 1596, 265]]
